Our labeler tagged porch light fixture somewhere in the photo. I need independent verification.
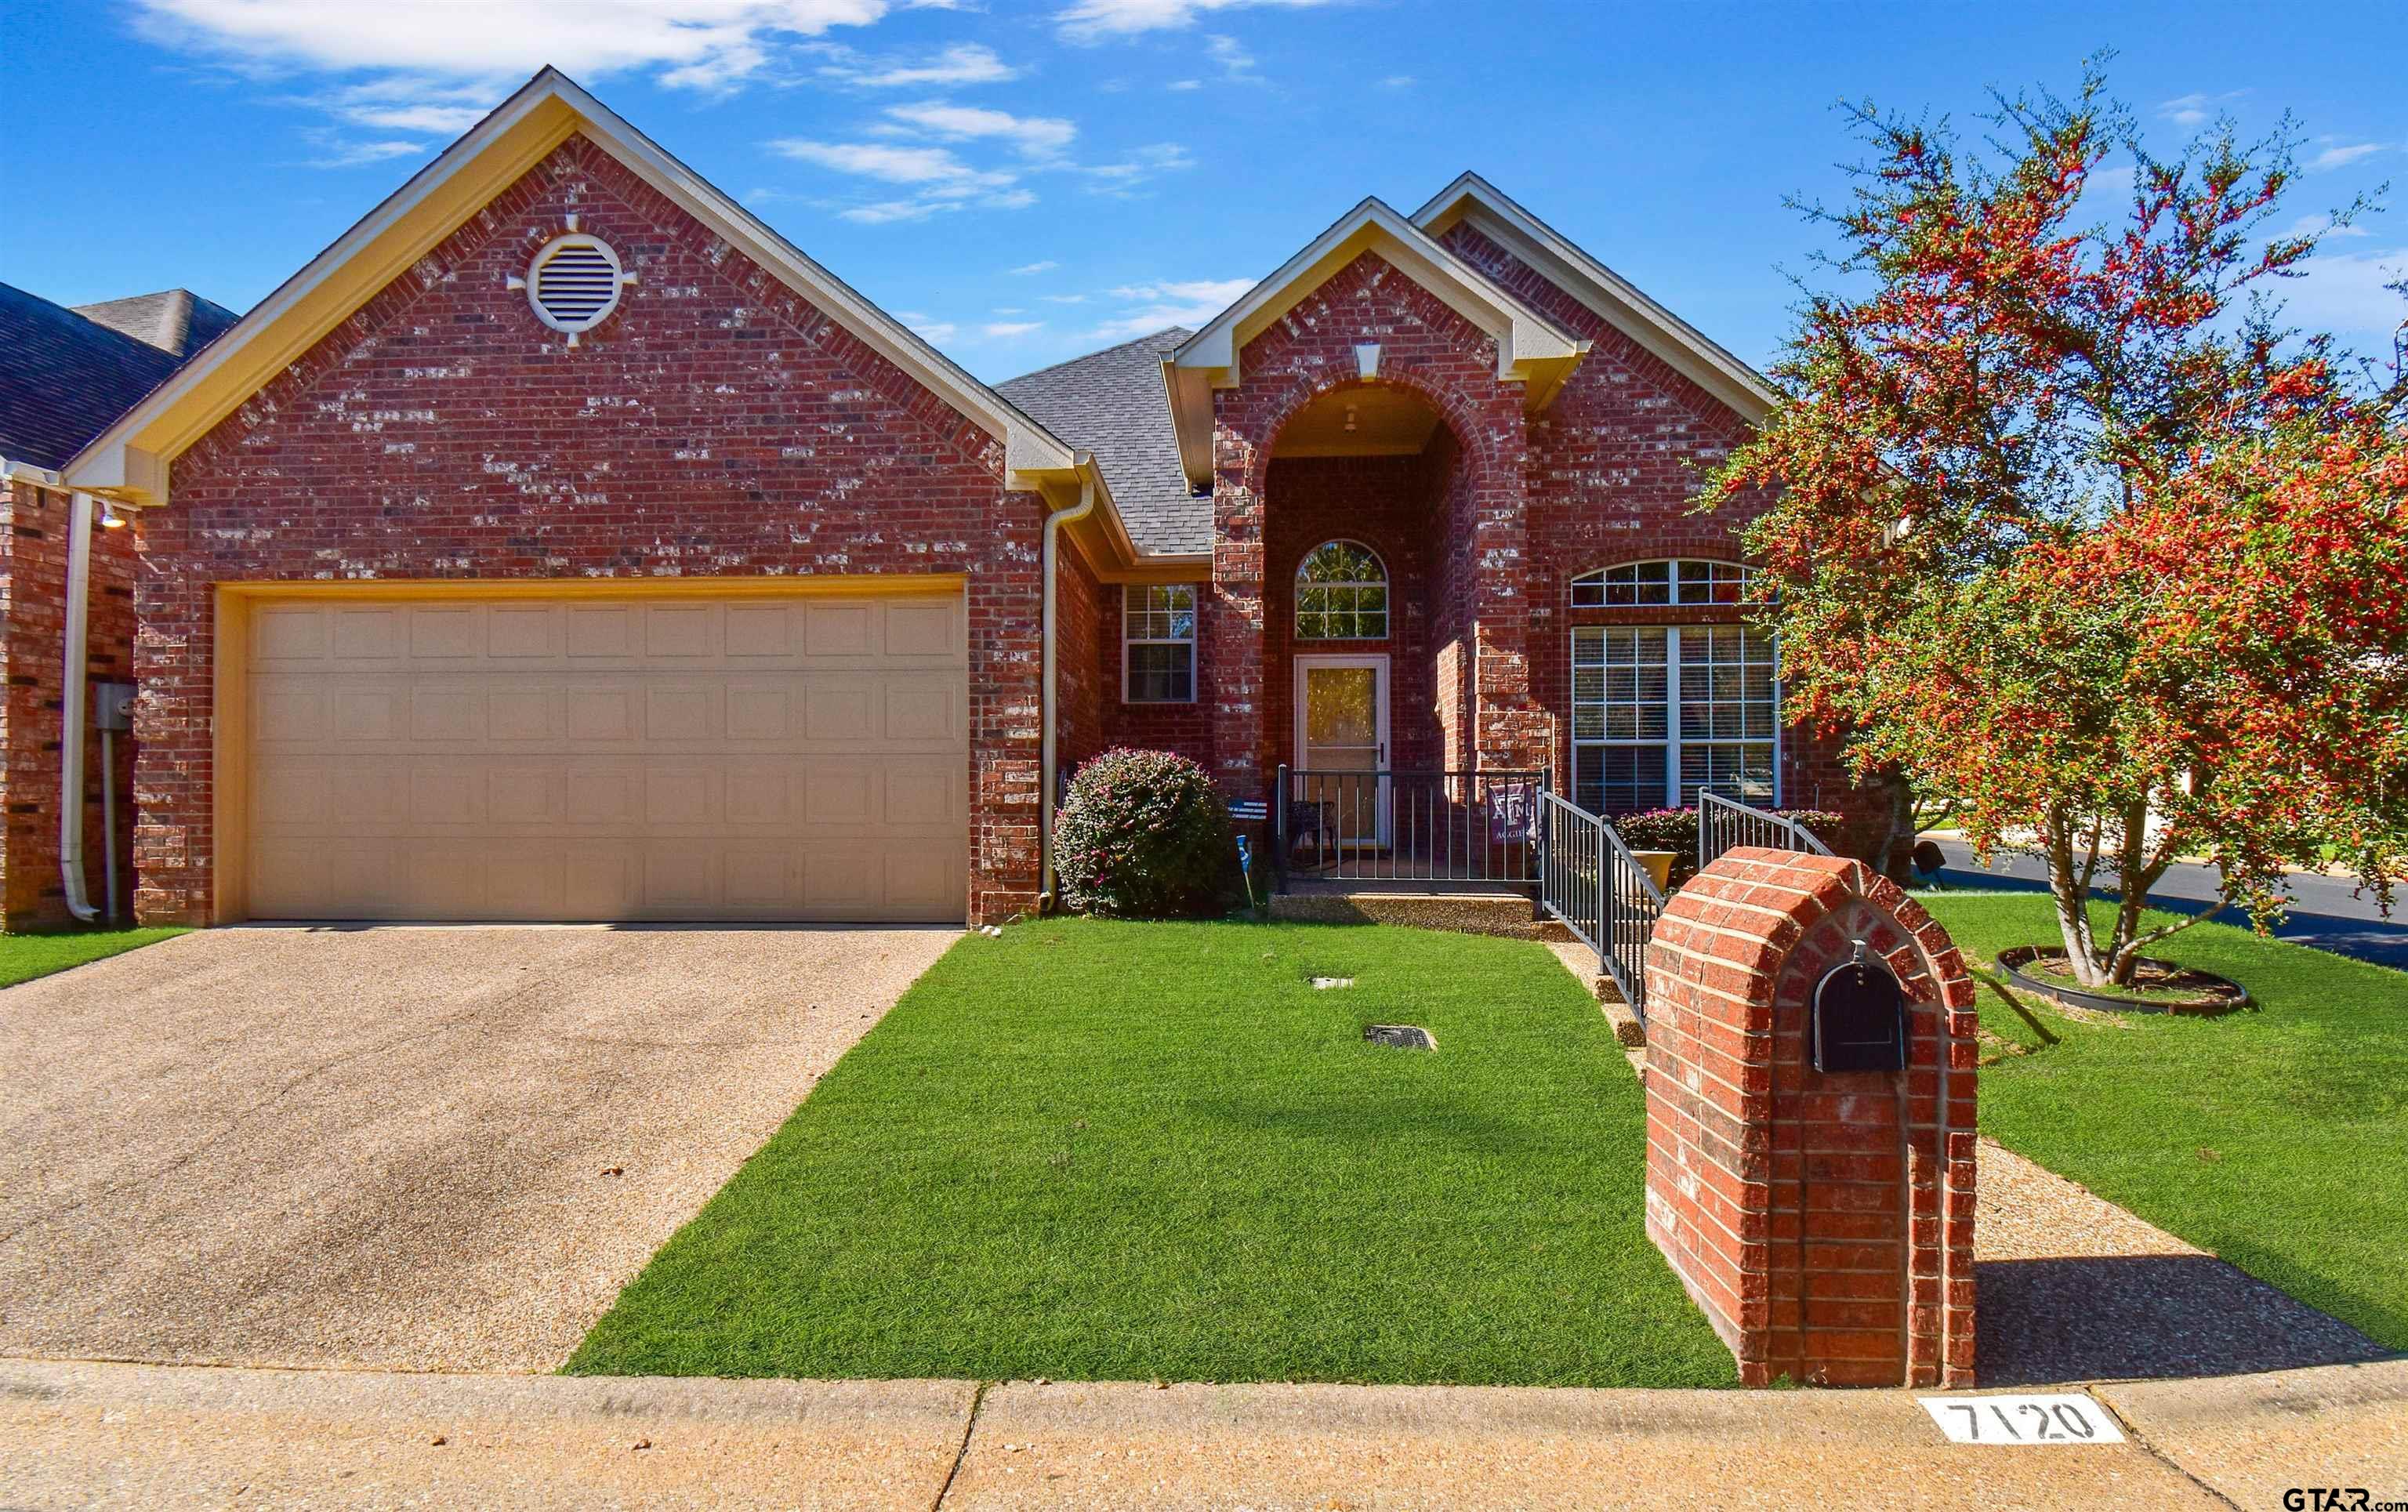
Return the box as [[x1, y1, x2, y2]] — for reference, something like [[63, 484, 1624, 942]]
[[96, 501, 127, 529]]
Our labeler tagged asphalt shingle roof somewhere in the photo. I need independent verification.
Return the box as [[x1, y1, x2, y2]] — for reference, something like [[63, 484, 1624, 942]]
[[998, 327, 1209, 557], [0, 282, 189, 473], [71, 288, 241, 361]]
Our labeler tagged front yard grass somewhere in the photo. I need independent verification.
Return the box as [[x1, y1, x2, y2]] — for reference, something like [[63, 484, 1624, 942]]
[[1923, 893, 2408, 1351], [0, 926, 187, 988], [569, 918, 1736, 1387]]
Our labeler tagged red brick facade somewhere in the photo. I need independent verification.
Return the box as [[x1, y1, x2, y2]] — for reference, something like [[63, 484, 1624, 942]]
[[131, 132, 1050, 926], [0, 482, 136, 927], [1642, 848, 1978, 1387]]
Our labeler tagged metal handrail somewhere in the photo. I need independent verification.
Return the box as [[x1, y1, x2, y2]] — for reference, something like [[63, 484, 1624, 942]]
[[1538, 789, 1666, 1024], [1698, 789, 1834, 871], [1274, 766, 1543, 886]]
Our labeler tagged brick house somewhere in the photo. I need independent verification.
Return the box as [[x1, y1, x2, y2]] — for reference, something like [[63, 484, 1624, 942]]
[[45, 68, 1878, 930], [0, 282, 236, 926]]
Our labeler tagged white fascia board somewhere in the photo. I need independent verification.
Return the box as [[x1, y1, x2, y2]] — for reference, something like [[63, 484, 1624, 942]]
[[1410, 172, 1779, 421], [63, 67, 1078, 505], [1168, 198, 1583, 388]]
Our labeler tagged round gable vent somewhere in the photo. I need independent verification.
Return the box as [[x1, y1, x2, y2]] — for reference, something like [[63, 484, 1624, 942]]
[[525, 234, 627, 338]]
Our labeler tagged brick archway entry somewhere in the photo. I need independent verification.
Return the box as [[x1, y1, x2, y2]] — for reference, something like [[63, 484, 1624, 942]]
[[1643, 847, 1978, 1387]]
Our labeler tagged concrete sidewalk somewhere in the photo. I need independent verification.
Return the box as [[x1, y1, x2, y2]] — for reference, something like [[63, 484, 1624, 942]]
[[4, 1355, 2402, 1510]]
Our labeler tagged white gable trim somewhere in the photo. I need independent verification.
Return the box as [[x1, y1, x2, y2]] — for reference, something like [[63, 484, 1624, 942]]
[[1411, 172, 1779, 423], [1162, 197, 1589, 486], [65, 67, 1080, 506]]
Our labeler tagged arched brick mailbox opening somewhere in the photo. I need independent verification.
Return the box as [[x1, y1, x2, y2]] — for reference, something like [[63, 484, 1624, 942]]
[[1642, 847, 1978, 1387]]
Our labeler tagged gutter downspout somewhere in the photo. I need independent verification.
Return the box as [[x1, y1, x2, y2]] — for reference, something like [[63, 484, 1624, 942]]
[[1036, 466, 1099, 913], [58, 491, 100, 923]]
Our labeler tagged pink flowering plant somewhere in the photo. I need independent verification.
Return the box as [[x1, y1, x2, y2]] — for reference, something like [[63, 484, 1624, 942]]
[[1054, 748, 1239, 918]]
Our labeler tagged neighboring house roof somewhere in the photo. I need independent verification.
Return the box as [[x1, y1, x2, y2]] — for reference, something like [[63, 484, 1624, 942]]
[[71, 289, 241, 361], [0, 281, 185, 473], [999, 328, 1206, 557], [65, 67, 1087, 514]]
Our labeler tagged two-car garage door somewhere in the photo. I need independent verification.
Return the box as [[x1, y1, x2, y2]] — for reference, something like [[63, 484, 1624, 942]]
[[234, 588, 968, 923]]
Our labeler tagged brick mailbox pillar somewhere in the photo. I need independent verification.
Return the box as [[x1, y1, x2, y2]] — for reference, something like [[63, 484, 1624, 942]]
[[1643, 847, 1978, 1387]]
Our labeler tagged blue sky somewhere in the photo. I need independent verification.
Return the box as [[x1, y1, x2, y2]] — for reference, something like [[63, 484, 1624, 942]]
[[5, 0, 2404, 383]]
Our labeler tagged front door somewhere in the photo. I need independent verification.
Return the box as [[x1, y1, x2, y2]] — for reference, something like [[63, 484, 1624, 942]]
[[1294, 655, 1390, 847]]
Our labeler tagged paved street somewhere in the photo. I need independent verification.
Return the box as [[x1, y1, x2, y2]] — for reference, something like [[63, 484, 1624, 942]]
[[1935, 839, 2408, 970]]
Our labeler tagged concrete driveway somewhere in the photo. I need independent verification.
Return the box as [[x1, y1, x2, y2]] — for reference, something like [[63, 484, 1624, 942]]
[[0, 924, 957, 1372]]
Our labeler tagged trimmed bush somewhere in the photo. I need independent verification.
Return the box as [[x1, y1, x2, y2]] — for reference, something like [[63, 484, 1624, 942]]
[[1055, 748, 1238, 918], [1610, 805, 1847, 888]]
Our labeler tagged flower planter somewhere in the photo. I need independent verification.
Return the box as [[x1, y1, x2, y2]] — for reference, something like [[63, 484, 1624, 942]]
[[1997, 945, 2249, 1017]]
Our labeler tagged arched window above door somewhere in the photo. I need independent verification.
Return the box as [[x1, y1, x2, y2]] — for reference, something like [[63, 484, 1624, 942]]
[[1295, 540, 1388, 640]]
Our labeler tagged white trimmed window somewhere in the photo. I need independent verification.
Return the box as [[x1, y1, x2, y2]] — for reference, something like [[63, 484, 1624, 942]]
[[1124, 584, 1198, 703], [1571, 624, 1778, 811], [1294, 540, 1389, 640], [1571, 558, 1759, 607]]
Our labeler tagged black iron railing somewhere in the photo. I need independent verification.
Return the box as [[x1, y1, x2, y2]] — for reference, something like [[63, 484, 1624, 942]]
[[1698, 789, 1833, 871], [1274, 767, 1544, 886], [1538, 790, 1667, 1024]]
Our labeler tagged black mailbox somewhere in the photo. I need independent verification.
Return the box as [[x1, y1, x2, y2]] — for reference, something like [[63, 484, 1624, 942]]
[[1811, 942, 1908, 1073]]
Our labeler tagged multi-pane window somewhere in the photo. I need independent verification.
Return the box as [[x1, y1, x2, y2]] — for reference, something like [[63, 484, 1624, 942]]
[[1571, 625, 1777, 811], [1294, 540, 1389, 640], [1570, 558, 1759, 607], [1123, 584, 1197, 703]]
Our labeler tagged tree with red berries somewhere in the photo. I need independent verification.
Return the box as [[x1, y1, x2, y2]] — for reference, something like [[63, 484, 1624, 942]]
[[1701, 63, 2408, 988]]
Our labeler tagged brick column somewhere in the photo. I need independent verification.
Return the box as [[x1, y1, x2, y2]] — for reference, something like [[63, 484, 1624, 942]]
[[1643, 847, 1978, 1387]]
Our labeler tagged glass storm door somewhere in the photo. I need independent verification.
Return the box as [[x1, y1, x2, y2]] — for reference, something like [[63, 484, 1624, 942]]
[[1295, 656, 1391, 846]]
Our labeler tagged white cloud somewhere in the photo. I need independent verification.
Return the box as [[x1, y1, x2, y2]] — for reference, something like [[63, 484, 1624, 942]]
[[1381, 74, 1413, 88], [770, 138, 1013, 185], [136, 0, 890, 86], [1007, 259, 1060, 275], [1088, 275, 1256, 338], [883, 100, 1075, 157], [982, 321, 1043, 337], [992, 306, 1027, 314], [300, 137, 430, 169], [2308, 139, 2390, 172], [1055, 0, 1334, 40], [2156, 90, 2244, 128], [2281, 213, 2371, 241], [1040, 293, 1087, 304], [1166, 78, 1202, 91], [2277, 245, 2408, 340], [1079, 142, 1195, 188], [896, 310, 958, 342], [815, 41, 1018, 88], [1202, 33, 1256, 80]]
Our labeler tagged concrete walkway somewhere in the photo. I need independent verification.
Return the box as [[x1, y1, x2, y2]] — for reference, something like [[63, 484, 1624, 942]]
[[3, 1354, 2401, 1510]]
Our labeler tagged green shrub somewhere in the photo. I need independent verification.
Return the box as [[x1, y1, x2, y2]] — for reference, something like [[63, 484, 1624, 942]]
[[1610, 805, 1847, 887], [1055, 748, 1238, 917]]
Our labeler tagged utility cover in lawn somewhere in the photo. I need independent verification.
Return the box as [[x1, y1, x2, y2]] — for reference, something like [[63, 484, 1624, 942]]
[[569, 919, 1735, 1388]]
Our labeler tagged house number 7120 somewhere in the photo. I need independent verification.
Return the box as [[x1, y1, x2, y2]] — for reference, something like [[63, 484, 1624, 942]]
[[1918, 1394, 2125, 1444]]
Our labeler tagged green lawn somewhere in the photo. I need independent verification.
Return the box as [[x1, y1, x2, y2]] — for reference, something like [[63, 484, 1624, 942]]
[[1924, 893, 2408, 1351], [0, 926, 187, 988], [569, 919, 1735, 1388]]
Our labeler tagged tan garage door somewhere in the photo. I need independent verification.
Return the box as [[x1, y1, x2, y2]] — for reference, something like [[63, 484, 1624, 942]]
[[238, 589, 968, 923]]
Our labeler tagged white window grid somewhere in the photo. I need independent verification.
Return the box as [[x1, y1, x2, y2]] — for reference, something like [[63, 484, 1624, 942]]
[[1294, 540, 1390, 640], [1123, 583, 1198, 704], [1570, 624, 1779, 810], [1571, 558, 1760, 607]]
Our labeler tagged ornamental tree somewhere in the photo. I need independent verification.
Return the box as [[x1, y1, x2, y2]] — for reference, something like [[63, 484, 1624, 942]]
[[1699, 65, 2408, 988]]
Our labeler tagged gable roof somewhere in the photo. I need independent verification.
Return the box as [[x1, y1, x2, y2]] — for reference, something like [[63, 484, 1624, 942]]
[[71, 289, 241, 361], [63, 67, 1085, 509], [1411, 172, 1778, 422], [999, 328, 1207, 558], [1160, 196, 1591, 488], [0, 281, 185, 474]]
